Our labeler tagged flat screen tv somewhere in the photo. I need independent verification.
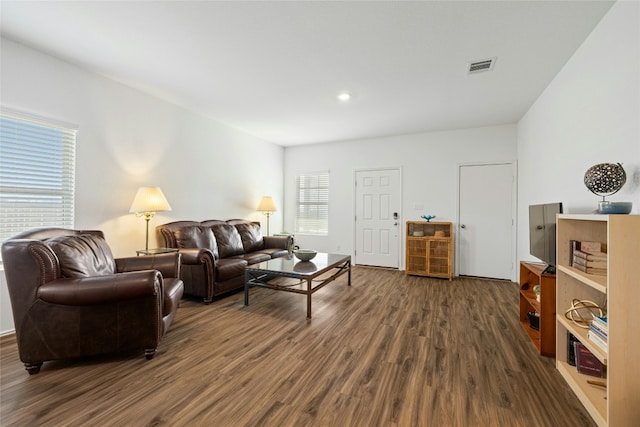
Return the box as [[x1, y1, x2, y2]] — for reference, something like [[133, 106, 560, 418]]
[[529, 202, 563, 274]]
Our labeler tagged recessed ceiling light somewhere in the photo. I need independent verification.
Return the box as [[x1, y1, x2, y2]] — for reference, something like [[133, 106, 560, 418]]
[[337, 92, 351, 102]]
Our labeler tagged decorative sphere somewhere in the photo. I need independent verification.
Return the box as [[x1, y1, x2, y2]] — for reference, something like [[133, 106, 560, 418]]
[[584, 163, 626, 197]]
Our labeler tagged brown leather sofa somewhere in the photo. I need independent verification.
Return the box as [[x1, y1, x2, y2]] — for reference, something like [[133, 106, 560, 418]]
[[1, 228, 184, 374], [157, 219, 293, 303]]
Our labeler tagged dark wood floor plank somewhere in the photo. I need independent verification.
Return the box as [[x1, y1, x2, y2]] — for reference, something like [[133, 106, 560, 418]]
[[1, 267, 595, 426]]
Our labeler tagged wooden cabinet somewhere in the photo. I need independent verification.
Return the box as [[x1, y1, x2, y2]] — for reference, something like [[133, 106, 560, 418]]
[[555, 214, 640, 427], [519, 261, 556, 357], [405, 221, 453, 280]]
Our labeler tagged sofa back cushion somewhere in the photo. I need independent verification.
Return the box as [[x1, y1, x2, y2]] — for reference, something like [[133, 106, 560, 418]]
[[47, 234, 116, 278], [233, 221, 264, 252], [174, 226, 219, 259], [211, 224, 244, 258]]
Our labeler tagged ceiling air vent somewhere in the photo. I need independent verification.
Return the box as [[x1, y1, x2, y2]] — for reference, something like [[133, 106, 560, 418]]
[[468, 57, 496, 74]]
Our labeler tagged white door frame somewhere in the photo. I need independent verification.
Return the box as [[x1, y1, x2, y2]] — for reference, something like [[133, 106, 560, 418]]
[[455, 161, 518, 282], [353, 167, 403, 269]]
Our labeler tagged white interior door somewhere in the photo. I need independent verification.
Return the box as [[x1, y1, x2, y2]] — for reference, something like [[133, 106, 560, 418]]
[[458, 163, 515, 280], [354, 169, 401, 268]]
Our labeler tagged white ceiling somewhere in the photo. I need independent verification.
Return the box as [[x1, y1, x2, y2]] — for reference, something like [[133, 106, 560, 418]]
[[0, 1, 614, 146]]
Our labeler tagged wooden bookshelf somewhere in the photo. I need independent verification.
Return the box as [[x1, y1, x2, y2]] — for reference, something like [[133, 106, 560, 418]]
[[556, 214, 640, 426]]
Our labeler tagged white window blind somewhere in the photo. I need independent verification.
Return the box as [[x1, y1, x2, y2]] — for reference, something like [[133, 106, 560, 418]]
[[295, 172, 329, 236], [0, 111, 77, 245]]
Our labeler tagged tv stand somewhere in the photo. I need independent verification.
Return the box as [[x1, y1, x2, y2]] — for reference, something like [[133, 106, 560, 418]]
[[518, 261, 556, 357]]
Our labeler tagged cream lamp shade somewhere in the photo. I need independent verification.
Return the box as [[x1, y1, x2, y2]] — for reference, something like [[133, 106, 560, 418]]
[[257, 196, 276, 235], [130, 187, 172, 251], [257, 196, 277, 213], [130, 187, 172, 214]]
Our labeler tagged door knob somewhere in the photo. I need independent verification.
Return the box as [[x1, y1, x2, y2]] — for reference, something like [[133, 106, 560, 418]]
[[461, 224, 466, 229], [393, 222, 398, 226]]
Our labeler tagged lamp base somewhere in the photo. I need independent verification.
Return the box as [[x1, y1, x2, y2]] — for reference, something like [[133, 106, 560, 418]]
[[263, 211, 272, 236], [144, 217, 151, 251]]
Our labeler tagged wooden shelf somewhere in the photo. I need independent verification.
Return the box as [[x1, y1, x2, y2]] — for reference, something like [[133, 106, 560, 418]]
[[557, 265, 607, 293], [405, 221, 453, 280], [557, 360, 607, 427], [556, 214, 640, 426], [519, 261, 556, 357], [557, 314, 606, 365], [519, 319, 541, 351]]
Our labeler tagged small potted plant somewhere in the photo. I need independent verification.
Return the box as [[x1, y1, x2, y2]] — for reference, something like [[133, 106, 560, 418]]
[[533, 284, 541, 302]]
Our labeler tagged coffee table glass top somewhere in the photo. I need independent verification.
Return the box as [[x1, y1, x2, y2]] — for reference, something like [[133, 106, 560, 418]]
[[246, 253, 349, 277]]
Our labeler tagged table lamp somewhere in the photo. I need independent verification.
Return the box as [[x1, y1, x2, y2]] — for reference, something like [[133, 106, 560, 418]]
[[257, 196, 276, 236], [130, 186, 172, 251]]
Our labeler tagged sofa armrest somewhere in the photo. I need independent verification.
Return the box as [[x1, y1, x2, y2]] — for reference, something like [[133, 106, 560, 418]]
[[177, 249, 215, 294], [115, 253, 181, 278], [264, 235, 292, 250], [177, 248, 215, 266], [37, 271, 162, 305]]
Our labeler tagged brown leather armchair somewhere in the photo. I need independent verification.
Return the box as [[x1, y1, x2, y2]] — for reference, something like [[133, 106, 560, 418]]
[[1, 228, 184, 374]]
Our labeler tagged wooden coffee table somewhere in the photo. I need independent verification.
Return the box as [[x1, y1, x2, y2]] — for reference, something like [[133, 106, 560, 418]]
[[244, 253, 351, 318]]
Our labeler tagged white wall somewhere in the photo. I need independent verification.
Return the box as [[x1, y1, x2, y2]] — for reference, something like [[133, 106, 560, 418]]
[[517, 0, 640, 264], [284, 125, 517, 259], [0, 38, 284, 334]]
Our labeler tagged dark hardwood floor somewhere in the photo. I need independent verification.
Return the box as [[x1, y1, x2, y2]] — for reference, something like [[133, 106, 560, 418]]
[[0, 266, 594, 426]]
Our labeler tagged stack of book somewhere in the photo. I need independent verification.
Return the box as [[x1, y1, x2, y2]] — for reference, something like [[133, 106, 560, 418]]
[[570, 240, 607, 276], [588, 315, 608, 352], [568, 332, 606, 377]]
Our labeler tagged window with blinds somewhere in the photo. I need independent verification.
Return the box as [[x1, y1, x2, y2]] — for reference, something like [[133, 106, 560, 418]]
[[0, 111, 77, 246], [295, 172, 329, 236]]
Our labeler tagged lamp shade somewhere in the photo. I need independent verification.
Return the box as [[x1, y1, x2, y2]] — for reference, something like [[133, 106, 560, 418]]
[[257, 196, 276, 213], [129, 187, 172, 213]]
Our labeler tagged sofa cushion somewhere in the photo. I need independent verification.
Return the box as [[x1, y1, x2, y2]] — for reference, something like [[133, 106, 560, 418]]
[[255, 248, 289, 259], [174, 226, 219, 259], [215, 258, 248, 282], [47, 234, 116, 278], [211, 224, 244, 258], [233, 221, 264, 253], [163, 277, 184, 317], [233, 252, 271, 265]]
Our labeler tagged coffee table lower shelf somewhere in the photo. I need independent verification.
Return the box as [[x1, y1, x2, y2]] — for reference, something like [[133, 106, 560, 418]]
[[244, 253, 351, 319]]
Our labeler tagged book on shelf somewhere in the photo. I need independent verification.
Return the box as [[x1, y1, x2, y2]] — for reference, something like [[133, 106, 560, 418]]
[[577, 241, 602, 252], [567, 332, 580, 366], [592, 315, 608, 328], [571, 256, 607, 269], [574, 341, 605, 377], [588, 330, 608, 352], [572, 263, 607, 276], [590, 315, 608, 335], [572, 249, 607, 261], [589, 323, 608, 340], [569, 240, 607, 267]]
